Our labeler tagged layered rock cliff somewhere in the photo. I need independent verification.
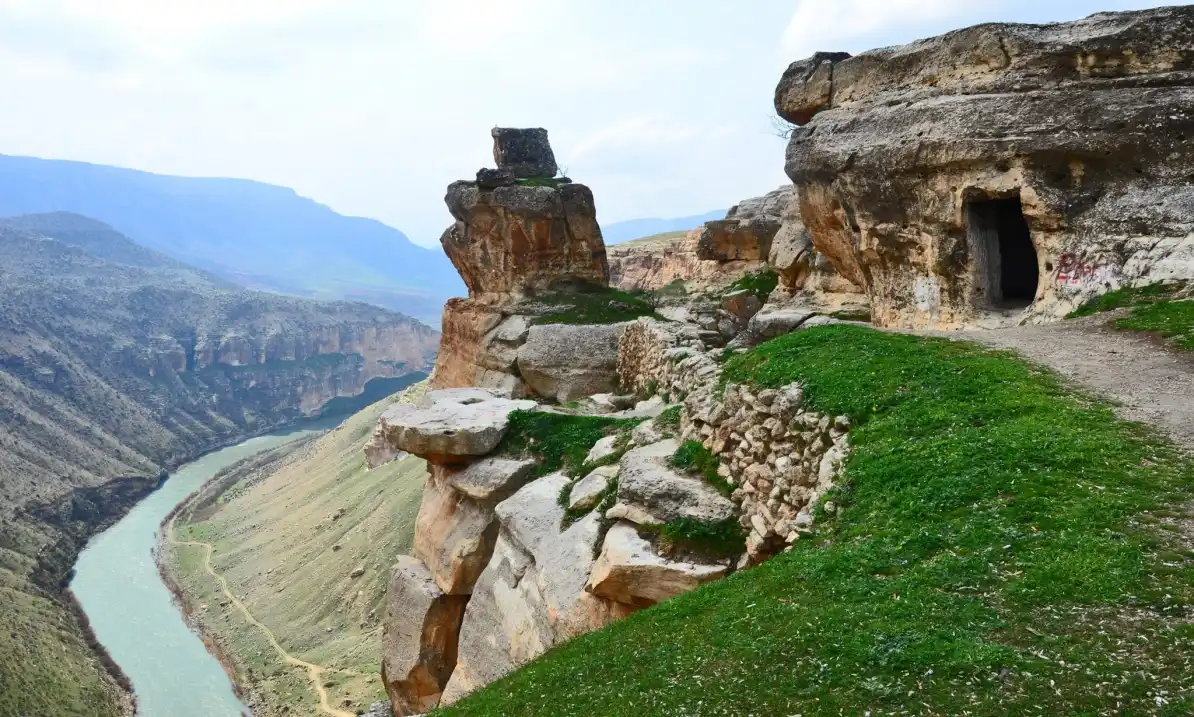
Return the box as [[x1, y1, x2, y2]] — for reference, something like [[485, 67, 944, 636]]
[[777, 6, 1194, 328]]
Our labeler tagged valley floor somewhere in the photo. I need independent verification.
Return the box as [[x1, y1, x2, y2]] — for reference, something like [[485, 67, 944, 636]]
[[163, 390, 428, 717]]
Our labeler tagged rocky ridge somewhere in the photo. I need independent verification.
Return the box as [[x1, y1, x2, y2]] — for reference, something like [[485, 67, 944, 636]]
[[777, 5, 1194, 328], [369, 129, 854, 715]]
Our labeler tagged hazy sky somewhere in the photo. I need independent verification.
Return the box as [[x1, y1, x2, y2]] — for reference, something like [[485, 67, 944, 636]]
[[0, 0, 1177, 247]]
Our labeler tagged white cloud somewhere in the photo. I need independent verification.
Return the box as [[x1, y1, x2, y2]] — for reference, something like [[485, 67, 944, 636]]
[[782, 0, 968, 57], [0, 1, 1155, 248], [568, 116, 702, 163]]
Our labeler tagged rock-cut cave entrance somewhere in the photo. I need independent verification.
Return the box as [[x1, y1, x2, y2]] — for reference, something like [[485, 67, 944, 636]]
[[967, 195, 1039, 309]]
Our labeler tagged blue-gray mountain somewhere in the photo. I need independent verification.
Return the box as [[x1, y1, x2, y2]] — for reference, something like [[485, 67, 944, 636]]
[[601, 209, 725, 245], [0, 154, 464, 323]]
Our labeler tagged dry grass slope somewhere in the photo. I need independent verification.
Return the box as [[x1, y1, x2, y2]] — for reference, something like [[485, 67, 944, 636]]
[[167, 390, 428, 716]]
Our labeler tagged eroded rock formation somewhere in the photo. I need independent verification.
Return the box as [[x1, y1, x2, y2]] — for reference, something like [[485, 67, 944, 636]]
[[431, 128, 615, 397], [777, 6, 1194, 328], [607, 228, 763, 295], [607, 186, 866, 322]]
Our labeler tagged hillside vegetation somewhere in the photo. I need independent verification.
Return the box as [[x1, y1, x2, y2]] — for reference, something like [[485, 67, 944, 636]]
[[0, 154, 462, 321], [1070, 281, 1193, 351], [437, 325, 1194, 716], [167, 390, 429, 716]]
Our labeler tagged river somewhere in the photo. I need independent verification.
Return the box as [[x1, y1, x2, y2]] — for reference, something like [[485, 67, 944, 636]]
[[72, 419, 341, 717]]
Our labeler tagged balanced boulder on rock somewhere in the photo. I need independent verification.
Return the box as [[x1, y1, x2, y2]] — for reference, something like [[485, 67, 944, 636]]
[[373, 388, 535, 464], [588, 521, 728, 606]]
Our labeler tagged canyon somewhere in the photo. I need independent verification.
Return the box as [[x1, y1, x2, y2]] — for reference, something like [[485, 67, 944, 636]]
[[0, 212, 436, 717], [11, 6, 1194, 717]]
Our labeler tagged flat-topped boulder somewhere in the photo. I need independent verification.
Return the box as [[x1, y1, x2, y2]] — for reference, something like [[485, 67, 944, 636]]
[[588, 521, 727, 606], [491, 127, 558, 179], [606, 440, 736, 526], [374, 388, 536, 463]]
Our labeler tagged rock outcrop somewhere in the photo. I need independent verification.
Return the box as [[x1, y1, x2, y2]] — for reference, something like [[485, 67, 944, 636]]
[[431, 128, 617, 398], [777, 6, 1194, 328], [375, 128, 865, 715], [381, 556, 468, 715], [607, 228, 761, 294], [697, 186, 791, 263], [438, 127, 605, 304]]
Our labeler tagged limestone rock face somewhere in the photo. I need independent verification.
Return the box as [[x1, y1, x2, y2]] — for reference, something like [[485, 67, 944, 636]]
[[607, 229, 768, 295], [374, 388, 535, 464], [777, 6, 1194, 328], [441, 179, 608, 302], [606, 440, 736, 526], [430, 301, 542, 397], [380, 556, 468, 716], [516, 323, 624, 403], [443, 457, 538, 503], [768, 189, 814, 293], [441, 473, 627, 704], [697, 186, 791, 262], [588, 521, 728, 606], [412, 469, 501, 595]]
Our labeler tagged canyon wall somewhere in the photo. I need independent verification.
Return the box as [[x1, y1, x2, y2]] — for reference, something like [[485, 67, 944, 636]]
[[0, 215, 437, 716], [777, 5, 1194, 328]]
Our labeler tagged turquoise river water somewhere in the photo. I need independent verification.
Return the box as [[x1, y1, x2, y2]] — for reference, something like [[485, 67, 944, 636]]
[[72, 419, 339, 717]]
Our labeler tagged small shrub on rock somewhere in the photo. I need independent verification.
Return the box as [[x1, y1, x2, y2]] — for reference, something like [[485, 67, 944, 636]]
[[668, 440, 732, 497], [499, 410, 642, 478]]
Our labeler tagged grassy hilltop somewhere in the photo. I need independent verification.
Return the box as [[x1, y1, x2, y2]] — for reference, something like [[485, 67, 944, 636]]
[[438, 325, 1194, 717]]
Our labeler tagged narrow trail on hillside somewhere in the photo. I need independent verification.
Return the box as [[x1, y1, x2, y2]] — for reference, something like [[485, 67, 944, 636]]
[[167, 519, 355, 717], [960, 314, 1194, 452]]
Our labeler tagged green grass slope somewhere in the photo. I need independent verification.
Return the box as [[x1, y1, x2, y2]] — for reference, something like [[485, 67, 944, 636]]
[[436, 325, 1194, 716], [1069, 281, 1193, 351], [167, 390, 429, 716]]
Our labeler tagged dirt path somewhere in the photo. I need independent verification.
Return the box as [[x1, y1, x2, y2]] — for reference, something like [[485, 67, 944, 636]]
[[167, 519, 355, 717], [959, 315, 1194, 452]]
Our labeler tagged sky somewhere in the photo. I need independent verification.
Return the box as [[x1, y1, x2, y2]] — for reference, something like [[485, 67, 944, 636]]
[[0, 0, 1178, 247]]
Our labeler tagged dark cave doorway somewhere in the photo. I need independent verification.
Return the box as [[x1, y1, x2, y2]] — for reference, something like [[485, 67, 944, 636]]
[[967, 195, 1039, 309]]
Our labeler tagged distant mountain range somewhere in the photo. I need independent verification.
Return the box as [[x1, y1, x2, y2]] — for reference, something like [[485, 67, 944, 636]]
[[0, 154, 463, 324], [601, 209, 725, 245]]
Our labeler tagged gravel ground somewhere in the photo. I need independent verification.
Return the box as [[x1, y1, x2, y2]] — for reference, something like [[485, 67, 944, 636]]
[[957, 315, 1194, 452]]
